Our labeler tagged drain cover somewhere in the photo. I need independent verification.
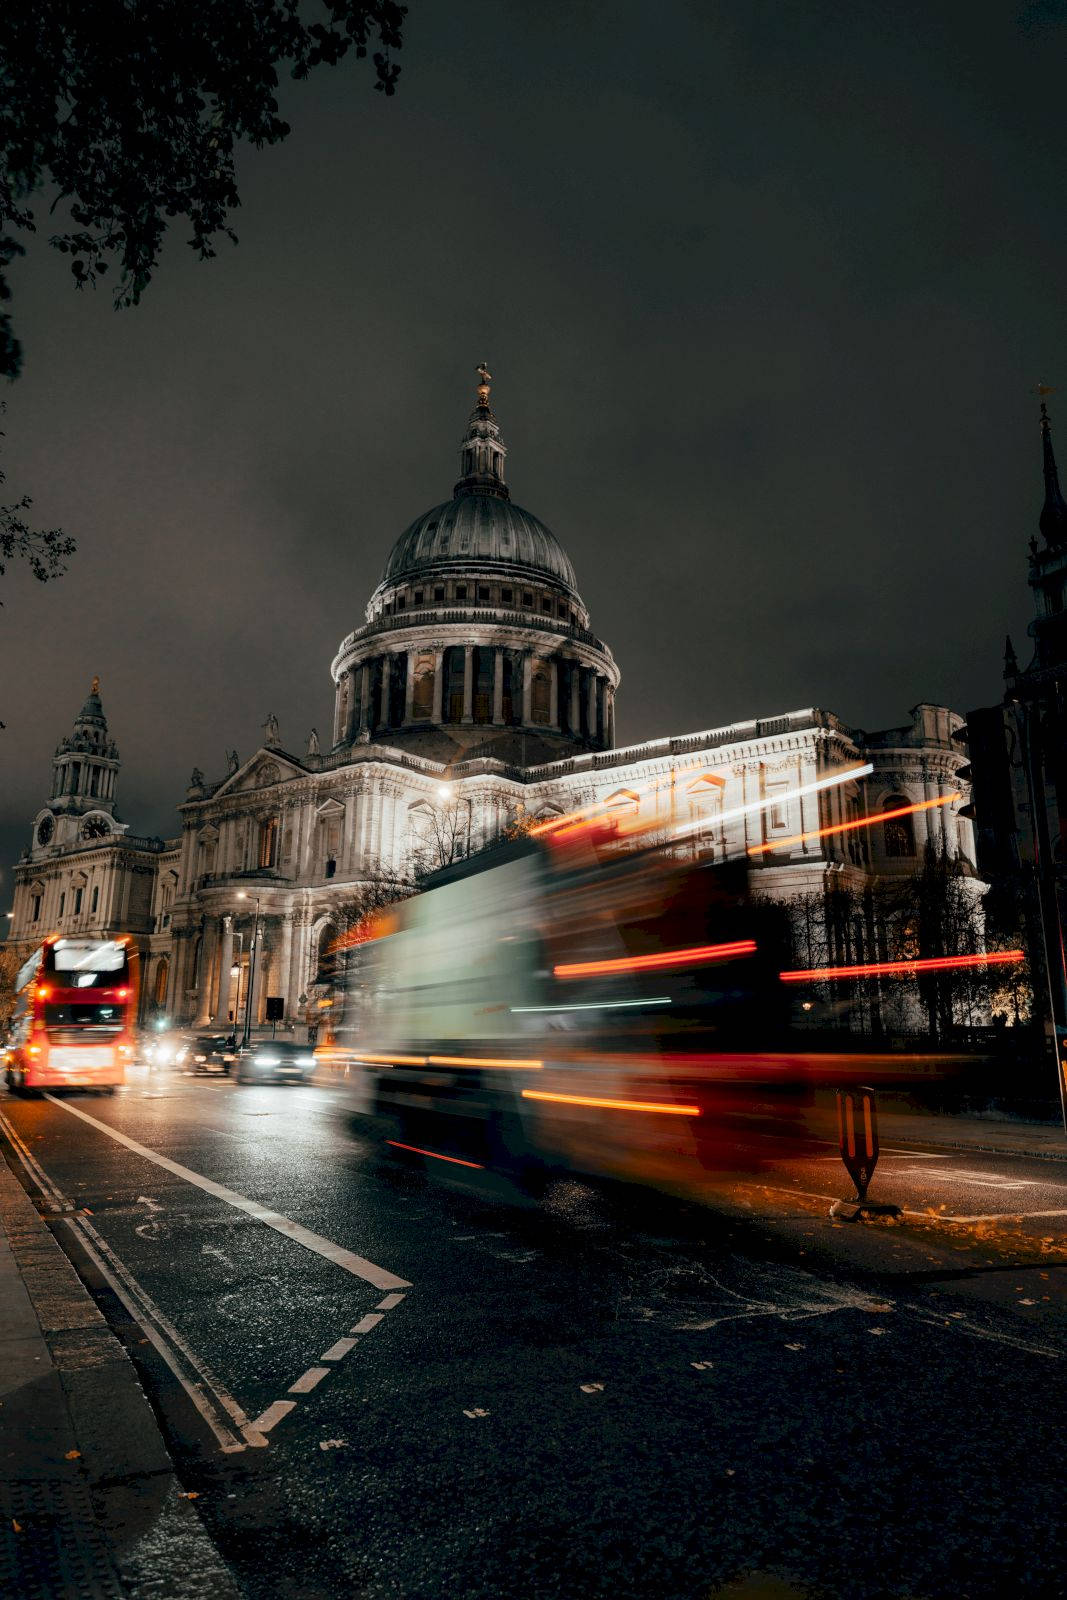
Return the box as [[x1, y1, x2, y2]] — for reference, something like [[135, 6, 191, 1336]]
[[0, 1480, 124, 1599]]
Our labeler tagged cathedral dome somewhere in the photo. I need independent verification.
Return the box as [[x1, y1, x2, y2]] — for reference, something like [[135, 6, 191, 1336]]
[[380, 496, 579, 593]]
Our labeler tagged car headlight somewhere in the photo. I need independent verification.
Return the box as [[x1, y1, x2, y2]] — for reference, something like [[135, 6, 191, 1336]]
[[194, 1054, 206, 1062], [256, 1055, 280, 1067], [298, 1054, 315, 1066]]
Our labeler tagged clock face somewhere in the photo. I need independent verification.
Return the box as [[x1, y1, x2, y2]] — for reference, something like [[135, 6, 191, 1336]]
[[80, 817, 110, 840], [36, 814, 55, 846]]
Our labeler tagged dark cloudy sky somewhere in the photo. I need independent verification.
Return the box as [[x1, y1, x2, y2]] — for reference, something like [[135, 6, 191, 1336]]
[[2, 0, 1065, 898]]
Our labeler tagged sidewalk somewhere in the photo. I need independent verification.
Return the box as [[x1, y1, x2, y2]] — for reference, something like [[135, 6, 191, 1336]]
[[878, 1108, 1067, 1161], [0, 1147, 241, 1600]]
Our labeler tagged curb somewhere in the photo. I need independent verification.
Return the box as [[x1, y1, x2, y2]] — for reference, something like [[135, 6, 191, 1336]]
[[0, 1135, 243, 1599]]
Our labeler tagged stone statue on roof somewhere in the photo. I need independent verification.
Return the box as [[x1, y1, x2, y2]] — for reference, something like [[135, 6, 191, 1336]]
[[263, 713, 280, 748]]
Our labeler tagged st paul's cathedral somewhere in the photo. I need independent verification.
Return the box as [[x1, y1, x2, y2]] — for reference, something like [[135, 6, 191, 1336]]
[[8, 369, 977, 1036]]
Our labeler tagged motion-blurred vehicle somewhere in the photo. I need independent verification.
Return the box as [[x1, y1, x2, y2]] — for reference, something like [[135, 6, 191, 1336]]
[[328, 824, 968, 1198], [139, 1030, 190, 1070], [188, 1034, 238, 1075], [236, 1041, 317, 1083], [5, 937, 137, 1094]]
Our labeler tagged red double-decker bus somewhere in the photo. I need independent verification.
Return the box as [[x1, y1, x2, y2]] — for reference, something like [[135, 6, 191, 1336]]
[[4, 937, 138, 1094]]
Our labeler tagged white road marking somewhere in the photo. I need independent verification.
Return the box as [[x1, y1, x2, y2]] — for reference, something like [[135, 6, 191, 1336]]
[[321, 1337, 358, 1361], [463, 1408, 490, 1418], [898, 1168, 1038, 1190], [376, 1292, 406, 1310], [879, 1148, 953, 1158], [319, 1438, 347, 1451], [350, 1312, 384, 1335], [43, 1093, 411, 1291], [288, 1366, 331, 1395], [938, 1208, 1067, 1223], [0, 1110, 265, 1452], [252, 1400, 298, 1433]]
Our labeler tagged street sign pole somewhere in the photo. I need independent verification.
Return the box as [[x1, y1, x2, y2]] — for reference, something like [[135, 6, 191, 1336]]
[[830, 1085, 902, 1222]]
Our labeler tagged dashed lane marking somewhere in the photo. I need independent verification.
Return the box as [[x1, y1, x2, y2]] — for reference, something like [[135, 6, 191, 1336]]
[[252, 1400, 297, 1434], [288, 1366, 331, 1395], [321, 1337, 358, 1361], [249, 1290, 407, 1437], [350, 1312, 384, 1334], [42, 1093, 411, 1291]]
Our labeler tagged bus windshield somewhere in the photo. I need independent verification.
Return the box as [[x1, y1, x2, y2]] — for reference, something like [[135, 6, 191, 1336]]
[[44, 1002, 124, 1033], [44, 940, 129, 986]]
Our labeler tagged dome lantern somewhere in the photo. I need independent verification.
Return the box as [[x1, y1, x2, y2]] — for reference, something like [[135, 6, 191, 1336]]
[[453, 363, 510, 502]]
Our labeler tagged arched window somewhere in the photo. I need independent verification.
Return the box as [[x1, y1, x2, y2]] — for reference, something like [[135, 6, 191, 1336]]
[[154, 958, 169, 1007], [882, 796, 915, 858], [315, 923, 338, 986], [258, 816, 279, 869]]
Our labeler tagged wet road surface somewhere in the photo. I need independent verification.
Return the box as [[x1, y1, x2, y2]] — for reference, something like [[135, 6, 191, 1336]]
[[3, 1070, 1066, 1600]]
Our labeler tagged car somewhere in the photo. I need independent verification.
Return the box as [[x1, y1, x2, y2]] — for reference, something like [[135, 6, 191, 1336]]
[[236, 1041, 317, 1084], [188, 1034, 238, 1074]]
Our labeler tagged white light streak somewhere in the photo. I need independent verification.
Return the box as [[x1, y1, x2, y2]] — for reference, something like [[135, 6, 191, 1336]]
[[509, 997, 673, 1014], [669, 762, 874, 841]]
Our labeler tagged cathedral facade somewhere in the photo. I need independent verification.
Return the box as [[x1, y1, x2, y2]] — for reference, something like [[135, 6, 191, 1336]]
[[8, 373, 979, 1036]]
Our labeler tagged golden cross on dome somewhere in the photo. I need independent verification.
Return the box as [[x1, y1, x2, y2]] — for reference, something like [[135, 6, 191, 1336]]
[[476, 362, 492, 406], [91, 675, 100, 694]]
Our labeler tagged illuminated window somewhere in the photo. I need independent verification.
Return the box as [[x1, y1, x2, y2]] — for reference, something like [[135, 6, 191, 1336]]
[[882, 796, 915, 858], [258, 816, 279, 869]]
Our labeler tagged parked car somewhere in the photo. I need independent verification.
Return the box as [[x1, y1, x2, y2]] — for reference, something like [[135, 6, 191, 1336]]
[[188, 1034, 238, 1074], [236, 1041, 317, 1084]]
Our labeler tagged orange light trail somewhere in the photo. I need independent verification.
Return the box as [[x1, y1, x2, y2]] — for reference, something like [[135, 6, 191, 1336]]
[[355, 1052, 543, 1070], [747, 793, 959, 856], [780, 950, 1025, 983], [554, 939, 757, 979], [521, 1089, 700, 1116], [386, 1141, 484, 1169], [427, 1054, 544, 1070]]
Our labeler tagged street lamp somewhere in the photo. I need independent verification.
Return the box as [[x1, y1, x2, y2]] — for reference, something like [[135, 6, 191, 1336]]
[[236, 892, 261, 1049]]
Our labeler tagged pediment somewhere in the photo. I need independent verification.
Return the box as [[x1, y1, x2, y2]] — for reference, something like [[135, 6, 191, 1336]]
[[315, 797, 346, 818], [213, 748, 306, 798]]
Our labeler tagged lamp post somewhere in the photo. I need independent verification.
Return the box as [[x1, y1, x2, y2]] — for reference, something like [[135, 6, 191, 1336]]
[[237, 893, 261, 1050]]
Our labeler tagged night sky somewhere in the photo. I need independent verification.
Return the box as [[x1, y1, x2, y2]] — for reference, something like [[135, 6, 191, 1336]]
[[2, 0, 1065, 897]]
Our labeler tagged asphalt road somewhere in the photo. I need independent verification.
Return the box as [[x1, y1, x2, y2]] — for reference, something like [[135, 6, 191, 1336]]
[[3, 1069, 1067, 1600]]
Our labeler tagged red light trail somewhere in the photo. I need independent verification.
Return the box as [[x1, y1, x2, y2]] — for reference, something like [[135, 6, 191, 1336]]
[[780, 950, 1025, 982]]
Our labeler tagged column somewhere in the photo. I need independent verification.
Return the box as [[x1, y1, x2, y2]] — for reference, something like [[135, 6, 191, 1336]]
[[378, 656, 390, 728], [214, 914, 234, 1022], [194, 920, 219, 1026], [549, 659, 560, 729], [522, 652, 533, 724], [587, 671, 598, 738], [597, 678, 609, 744], [358, 663, 371, 736], [607, 688, 616, 747], [403, 651, 415, 724], [569, 661, 581, 733], [344, 668, 358, 741], [250, 922, 269, 1031], [288, 912, 309, 1022], [462, 645, 474, 723], [432, 649, 444, 723], [492, 648, 504, 725], [164, 933, 184, 1015], [278, 913, 294, 1020]]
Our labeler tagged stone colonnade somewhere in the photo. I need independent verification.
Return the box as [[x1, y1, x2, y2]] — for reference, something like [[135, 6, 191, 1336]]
[[178, 907, 316, 1033], [335, 643, 615, 748]]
